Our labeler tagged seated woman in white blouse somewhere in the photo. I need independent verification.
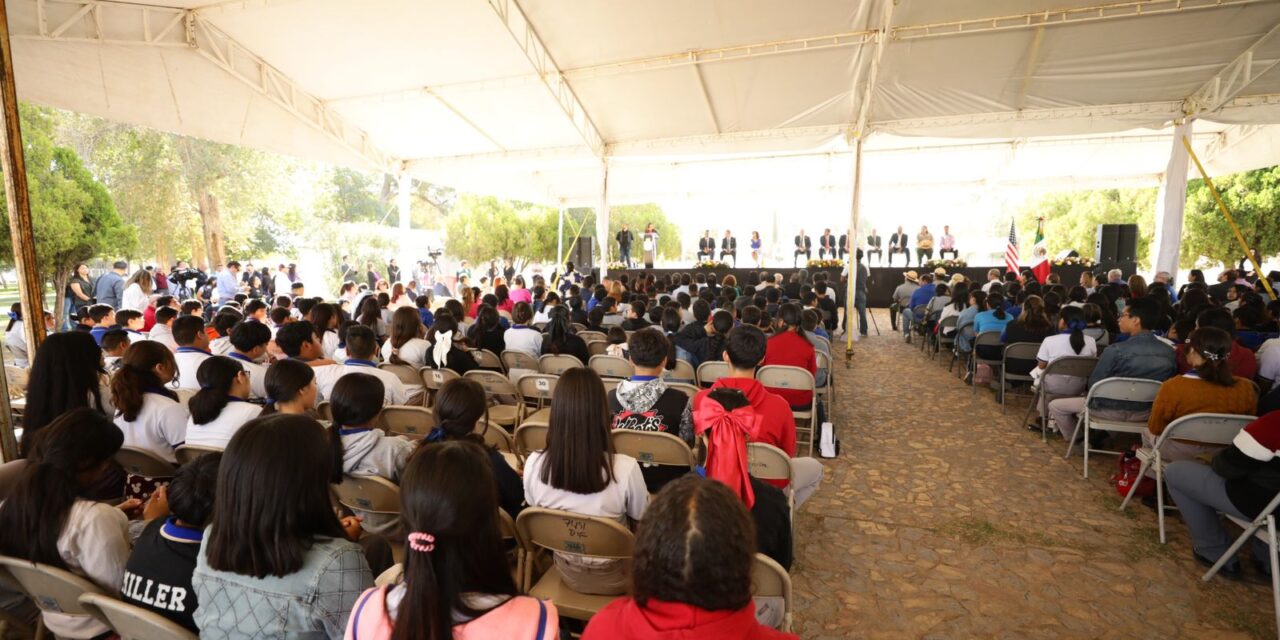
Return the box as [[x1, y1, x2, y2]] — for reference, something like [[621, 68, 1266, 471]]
[[522, 368, 648, 596], [110, 341, 189, 464], [380, 307, 431, 368], [1031, 305, 1098, 398], [184, 356, 264, 450]]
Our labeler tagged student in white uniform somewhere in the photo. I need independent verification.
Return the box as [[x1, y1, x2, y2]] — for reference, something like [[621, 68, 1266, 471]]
[[148, 306, 179, 351], [503, 302, 543, 357], [312, 303, 342, 361], [172, 315, 212, 391], [315, 325, 411, 405], [111, 341, 190, 463], [115, 309, 148, 344], [4, 303, 28, 367], [184, 356, 263, 450], [207, 311, 240, 357], [226, 321, 272, 399], [325, 373, 414, 534], [380, 307, 431, 368], [263, 359, 320, 415]]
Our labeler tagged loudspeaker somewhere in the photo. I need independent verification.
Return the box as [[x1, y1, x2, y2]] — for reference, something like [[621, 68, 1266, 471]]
[[574, 236, 594, 271], [1095, 224, 1121, 262], [1116, 224, 1139, 263]]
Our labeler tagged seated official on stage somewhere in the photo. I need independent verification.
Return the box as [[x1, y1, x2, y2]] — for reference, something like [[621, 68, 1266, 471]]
[[865, 228, 882, 264], [793, 229, 812, 267], [839, 229, 851, 260], [720, 230, 737, 265], [888, 226, 909, 267], [939, 225, 958, 260], [697, 230, 716, 261], [916, 226, 934, 265], [818, 229, 838, 260], [750, 231, 763, 267]]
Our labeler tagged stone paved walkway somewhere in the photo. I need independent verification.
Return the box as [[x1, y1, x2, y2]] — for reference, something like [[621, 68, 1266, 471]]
[[789, 309, 1274, 639]]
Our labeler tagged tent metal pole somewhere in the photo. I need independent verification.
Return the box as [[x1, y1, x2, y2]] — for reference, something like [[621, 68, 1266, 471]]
[[0, 0, 39, 461], [845, 137, 863, 367], [596, 162, 610, 273], [556, 203, 564, 276]]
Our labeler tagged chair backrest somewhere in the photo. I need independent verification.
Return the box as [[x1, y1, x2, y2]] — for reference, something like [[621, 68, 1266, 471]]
[[668, 359, 697, 381], [1002, 342, 1041, 362], [501, 350, 540, 372], [811, 335, 832, 354], [174, 445, 221, 466], [378, 362, 422, 387], [578, 330, 607, 343], [611, 430, 696, 469], [538, 353, 583, 376], [911, 304, 928, 317], [334, 475, 401, 514], [498, 508, 525, 549], [1042, 355, 1099, 380], [814, 349, 832, 375], [1160, 413, 1256, 447], [571, 323, 589, 333], [586, 340, 608, 357], [974, 330, 1003, 349], [479, 420, 515, 453], [0, 555, 103, 618], [938, 316, 959, 332], [464, 370, 520, 402], [696, 360, 730, 387], [378, 405, 436, 439], [1085, 377, 1162, 405], [601, 377, 621, 394], [589, 354, 635, 379], [751, 553, 793, 631], [667, 382, 700, 399], [374, 563, 403, 588], [316, 400, 333, 422], [747, 442, 794, 485], [79, 592, 198, 640], [420, 366, 461, 392], [514, 422, 549, 457], [756, 365, 815, 400], [515, 508, 635, 559], [517, 374, 558, 408], [4, 365, 28, 392], [114, 447, 177, 478], [174, 388, 197, 406], [468, 349, 503, 371]]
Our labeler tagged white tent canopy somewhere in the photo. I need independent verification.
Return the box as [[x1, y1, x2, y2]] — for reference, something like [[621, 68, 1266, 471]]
[[11, 0, 1280, 210]]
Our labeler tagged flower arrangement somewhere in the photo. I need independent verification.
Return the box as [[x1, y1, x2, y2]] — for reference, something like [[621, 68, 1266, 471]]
[[694, 260, 729, 270], [606, 261, 629, 272], [1052, 256, 1096, 267], [806, 259, 843, 269], [923, 259, 967, 270]]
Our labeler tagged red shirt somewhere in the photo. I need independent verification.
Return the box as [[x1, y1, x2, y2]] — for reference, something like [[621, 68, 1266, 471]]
[[762, 331, 817, 407], [583, 598, 797, 640], [142, 305, 157, 332], [1175, 341, 1259, 381]]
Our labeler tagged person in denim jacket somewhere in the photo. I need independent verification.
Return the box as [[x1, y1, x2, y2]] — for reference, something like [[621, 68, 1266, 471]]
[[1049, 297, 1177, 442]]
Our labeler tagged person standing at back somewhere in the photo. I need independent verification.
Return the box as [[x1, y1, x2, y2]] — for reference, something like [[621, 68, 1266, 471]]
[[616, 223, 635, 268], [94, 260, 128, 309]]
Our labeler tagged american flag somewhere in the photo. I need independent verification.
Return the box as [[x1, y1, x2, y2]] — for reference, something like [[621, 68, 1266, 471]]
[[1004, 220, 1020, 274]]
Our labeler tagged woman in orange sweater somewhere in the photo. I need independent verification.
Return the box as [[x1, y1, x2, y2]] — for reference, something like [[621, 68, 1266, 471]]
[[1144, 327, 1257, 463]]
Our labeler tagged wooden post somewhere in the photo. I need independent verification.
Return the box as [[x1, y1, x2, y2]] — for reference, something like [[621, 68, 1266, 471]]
[[0, 0, 39, 462]]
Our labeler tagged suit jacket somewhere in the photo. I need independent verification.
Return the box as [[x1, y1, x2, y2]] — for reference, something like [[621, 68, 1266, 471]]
[[721, 237, 737, 251], [866, 234, 881, 248], [698, 237, 716, 252], [889, 233, 907, 248], [616, 230, 633, 248], [794, 235, 811, 250], [819, 234, 835, 250]]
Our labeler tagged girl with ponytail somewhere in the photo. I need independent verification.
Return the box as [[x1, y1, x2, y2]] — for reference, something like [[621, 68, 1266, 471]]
[[184, 356, 263, 449], [1145, 327, 1258, 462], [426, 377, 524, 519], [973, 293, 1015, 361], [344, 440, 558, 640], [1030, 306, 1099, 407], [0, 409, 135, 638], [261, 358, 318, 415], [111, 341, 189, 463], [326, 372, 414, 535]]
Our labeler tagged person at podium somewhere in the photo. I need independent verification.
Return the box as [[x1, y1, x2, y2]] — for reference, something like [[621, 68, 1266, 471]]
[[720, 230, 737, 266], [697, 230, 716, 261], [793, 230, 812, 267]]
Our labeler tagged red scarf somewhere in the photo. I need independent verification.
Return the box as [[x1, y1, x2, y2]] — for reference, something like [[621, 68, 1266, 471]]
[[694, 399, 757, 508]]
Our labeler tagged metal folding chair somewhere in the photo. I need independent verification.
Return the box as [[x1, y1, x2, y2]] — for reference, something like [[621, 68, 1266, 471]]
[[969, 331, 1003, 395], [515, 508, 634, 620], [588, 354, 635, 379], [1064, 377, 1162, 478], [756, 365, 816, 457], [538, 354, 583, 376], [999, 342, 1042, 413], [1203, 490, 1280, 637], [1022, 356, 1097, 441], [697, 360, 730, 388]]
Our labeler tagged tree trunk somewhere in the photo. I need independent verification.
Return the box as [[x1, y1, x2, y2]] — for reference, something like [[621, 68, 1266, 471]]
[[155, 234, 169, 271], [197, 189, 226, 269], [51, 268, 69, 331]]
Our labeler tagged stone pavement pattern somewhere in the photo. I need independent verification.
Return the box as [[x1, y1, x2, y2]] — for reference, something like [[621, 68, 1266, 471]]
[[789, 310, 1273, 639]]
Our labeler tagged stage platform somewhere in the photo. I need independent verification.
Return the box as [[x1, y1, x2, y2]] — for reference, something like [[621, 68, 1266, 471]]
[[607, 263, 1129, 307]]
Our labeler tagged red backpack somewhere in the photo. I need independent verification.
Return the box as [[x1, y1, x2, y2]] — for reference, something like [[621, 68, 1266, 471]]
[[1111, 445, 1154, 498]]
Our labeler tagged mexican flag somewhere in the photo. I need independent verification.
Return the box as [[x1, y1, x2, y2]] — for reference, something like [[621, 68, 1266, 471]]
[[1031, 217, 1050, 283]]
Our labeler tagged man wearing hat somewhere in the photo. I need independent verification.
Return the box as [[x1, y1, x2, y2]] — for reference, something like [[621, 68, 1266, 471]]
[[892, 270, 920, 336], [93, 260, 128, 310]]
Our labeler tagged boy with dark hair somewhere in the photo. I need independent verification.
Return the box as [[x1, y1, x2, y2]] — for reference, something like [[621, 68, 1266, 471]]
[[122, 453, 221, 632], [208, 311, 242, 355], [294, 297, 317, 320], [243, 298, 268, 322], [275, 320, 322, 360], [149, 306, 180, 351], [173, 315, 211, 390], [268, 306, 292, 338], [608, 329, 695, 493], [115, 309, 146, 343], [229, 321, 273, 398], [179, 300, 203, 316], [87, 304, 116, 345], [100, 329, 130, 372], [313, 325, 409, 405]]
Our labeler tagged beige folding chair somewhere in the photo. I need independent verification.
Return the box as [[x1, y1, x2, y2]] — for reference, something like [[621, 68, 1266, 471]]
[[1022, 356, 1098, 442], [515, 508, 633, 620], [0, 555, 106, 634], [752, 553, 794, 633], [501, 350, 540, 374], [514, 421, 550, 459], [378, 405, 436, 439], [667, 382, 700, 399], [1119, 413, 1255, 543], [498, 509, 528, 590], [999, 342, 1042, 413], [316, 400, 333, 422], [1203, 490, 1280, 635], [517, 374, 558, 425], [464, 370, 523, 429], [668, 359, 697, 382], [174, 444, 221, 466], [538, 354, 583, 376], [586, 340, 608, 357], [478, 419, 515, 453], [114, 447, 177, 478], [578, 330, 606, 344], [378, 362, 422, 388], [814, 350, 833, 414], [601, 377, 621, 394], [589, 355, 635, 379], [174, 388, 197, 406], [420, 367, 461, 407], [333, 475, 401, 516], [1064, 377, 1163, 478], [756, 365, 816, 457], [970, 331, 1004, 396], [374, 563, 403, 588], [472, 349, 504, 371], [934, 316, 958, 361], [611, 430, 695, 470], [748, 442, 795, 519], [79, 592, 198, 639], [697, 360, 729, 388], [571, 323, 590, 333]]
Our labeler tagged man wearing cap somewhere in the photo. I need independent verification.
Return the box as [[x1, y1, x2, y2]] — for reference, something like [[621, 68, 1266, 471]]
[[93, 261, 128, 310], [892, 270, 920, 336]]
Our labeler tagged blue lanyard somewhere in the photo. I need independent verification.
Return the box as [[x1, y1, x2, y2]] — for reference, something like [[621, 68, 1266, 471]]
[[338, 427, 373, 436], [631, 375, 658, 382], [161, 518, 204, 543], [176, 347, 211, 355], [345, 359, 377, 367], [227, 352, 256, 364]]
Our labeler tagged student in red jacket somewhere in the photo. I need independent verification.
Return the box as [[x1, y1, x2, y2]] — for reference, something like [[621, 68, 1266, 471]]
[[761, 303, 818, 409], [696, 327, 823, 506], [581, 475, 798, 640]]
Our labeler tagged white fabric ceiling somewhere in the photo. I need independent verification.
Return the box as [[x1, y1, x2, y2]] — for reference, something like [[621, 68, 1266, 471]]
[[10, 0, 1280, 206]]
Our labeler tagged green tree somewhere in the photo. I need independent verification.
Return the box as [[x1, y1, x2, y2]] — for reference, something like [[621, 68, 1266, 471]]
[[1183, 166, 1280, 268], [444, 195, 557, 268], [0, 105, 136, 322], [568, 203, 680, 262], [1016, 188, 1156, 269]]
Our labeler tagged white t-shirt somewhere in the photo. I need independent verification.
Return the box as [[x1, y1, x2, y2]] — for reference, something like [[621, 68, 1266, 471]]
[[321, 331, 340, 361], [209, 336, 233, 356], [314, 362, 412, 405], [148, 325, 177, 351], [1260, 343, 1280, 383], [380, 337, 431, 368], [5, 320, 27, 367], [504, 327, 543, 357], [121, 283, 149, 312], [522, 451, 648, 522], [273, 272, 293, 296], [225, 353, 269, 399], [45, 501, 130, 638], [185, 400, 263, 449], [114, 392, 190, 463], [1032, 333, 1099, 388], [174, 348, 211, 390]]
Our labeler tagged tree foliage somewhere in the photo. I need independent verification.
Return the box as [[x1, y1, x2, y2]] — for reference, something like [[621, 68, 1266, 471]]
[[444, 195, 557, 266], [315, 168, 453, 230], [1183, 166, 1280, 268], [1016, 188, 1157, 269]]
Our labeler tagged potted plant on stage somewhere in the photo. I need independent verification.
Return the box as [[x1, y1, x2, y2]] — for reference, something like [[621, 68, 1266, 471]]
[[923, 258, 967, 271], [605, 261, 628, 276], [694, 260, 729, 276], [1051, 256, 1096, 267]]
